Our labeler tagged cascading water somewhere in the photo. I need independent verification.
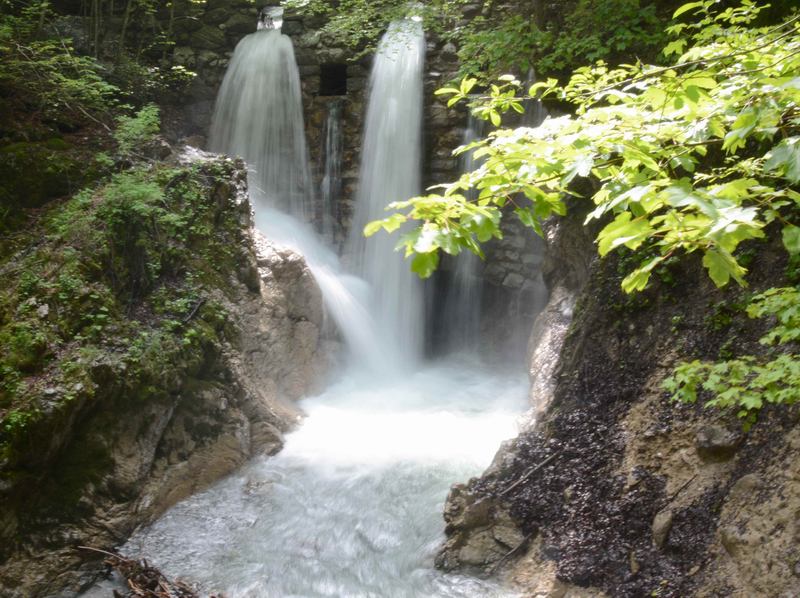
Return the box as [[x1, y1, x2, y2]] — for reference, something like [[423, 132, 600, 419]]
[[84, 17, 528, 598], [440, 115, 485, 351], [346, 20, 426, 367], [209, 25, 312, 218], [319, 99, 343, 242], [207, 22, 389, 370]]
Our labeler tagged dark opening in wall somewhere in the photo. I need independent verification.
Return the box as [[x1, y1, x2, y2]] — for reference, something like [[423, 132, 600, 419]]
[[320, 64, 347, 96]]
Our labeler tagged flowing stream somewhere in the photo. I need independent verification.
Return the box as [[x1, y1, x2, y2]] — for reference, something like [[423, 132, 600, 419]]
[[87, 19, 530, 598], [120, 359, 526, 597]]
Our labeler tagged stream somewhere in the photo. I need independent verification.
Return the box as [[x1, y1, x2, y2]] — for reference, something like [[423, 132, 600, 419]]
[[88, 357, 525, 597]]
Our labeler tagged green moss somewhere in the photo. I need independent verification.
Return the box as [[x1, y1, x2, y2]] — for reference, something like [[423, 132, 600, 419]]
[[0, 141, 85, 212], [0, 158, 245, 459]]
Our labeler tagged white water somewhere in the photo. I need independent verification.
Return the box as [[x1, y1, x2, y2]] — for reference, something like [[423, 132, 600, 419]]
[[441, 115, 485, 351], [116, 359, 525, 597], [319, 100, 343, 242], [346, 21, 427, 368], [209, 28, 312, 218]]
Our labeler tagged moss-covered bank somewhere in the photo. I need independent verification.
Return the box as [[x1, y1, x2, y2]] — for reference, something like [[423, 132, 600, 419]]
[[0, 150, 327, 597]]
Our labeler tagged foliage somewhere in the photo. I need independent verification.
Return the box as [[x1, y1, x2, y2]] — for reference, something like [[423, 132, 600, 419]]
[[456, 0, 668, 81], [368, 1, 800, 419], [370, 1, 800, 287], [532, 0, 667, 75], [663, 287, 800, 424], [0, 109, 246, 446], [283, 0, 467, 59], [114, 103, 160, 157], [0, 1, 118, 123], [282, 0, 669, 80]]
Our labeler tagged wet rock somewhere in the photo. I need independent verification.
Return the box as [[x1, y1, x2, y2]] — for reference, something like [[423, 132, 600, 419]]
[[190, 25, 225, 50], [282, 18, 304, 35], [203, 7, 229, 25], [502, 272, 525, 289], [0, 153, 327, 596], [439, 42, 458, 61], [224, 13, 256, 35], [652, 509, 673, 548], [694, 424, 743, 462]]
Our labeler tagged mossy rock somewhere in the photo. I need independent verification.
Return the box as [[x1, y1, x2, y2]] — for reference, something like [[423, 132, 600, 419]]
[[0, 140, 84, 212]]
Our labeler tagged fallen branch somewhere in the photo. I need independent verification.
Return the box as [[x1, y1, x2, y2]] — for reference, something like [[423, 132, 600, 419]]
[[78, 547, 223, 598], [489, 531, 535, 575], [182, 298, 207, 325], [498, 451, 560, 497]]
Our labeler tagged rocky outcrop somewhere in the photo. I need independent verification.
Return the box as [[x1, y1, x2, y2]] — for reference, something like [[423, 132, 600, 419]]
[[0, 151, 327, 597], [436, 212, 594, 577], [437, 218, 800, 597]]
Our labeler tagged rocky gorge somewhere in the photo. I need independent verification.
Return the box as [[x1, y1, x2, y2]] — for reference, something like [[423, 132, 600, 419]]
[[437, 222, 800, 597], [0, 151, 328, 596], [1, 0, 799, 596]]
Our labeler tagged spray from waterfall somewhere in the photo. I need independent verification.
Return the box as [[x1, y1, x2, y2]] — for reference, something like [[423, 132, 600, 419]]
[[347, 20, 426, 367], [81, 16, 532, 598], [207, 24, 392, 371]]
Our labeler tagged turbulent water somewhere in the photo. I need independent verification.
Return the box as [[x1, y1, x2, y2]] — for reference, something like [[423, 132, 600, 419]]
[[116, 358, 526, 598], [346, 20, 427, 367]]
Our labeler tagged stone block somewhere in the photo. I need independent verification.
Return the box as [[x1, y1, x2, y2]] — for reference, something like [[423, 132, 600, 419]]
[[224, 12, 256, 35], [695, 424, 743, 462], [190, 25, 226, 50], [203, 7, 228, 25]]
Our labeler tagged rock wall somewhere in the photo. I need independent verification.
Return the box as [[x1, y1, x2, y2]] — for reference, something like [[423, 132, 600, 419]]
[[436, 219, 800, 597], [0, 152, 327, 597]]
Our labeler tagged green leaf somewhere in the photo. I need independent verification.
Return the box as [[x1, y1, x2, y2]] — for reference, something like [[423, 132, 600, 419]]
[[410, 251, 439, 278], [702, 248, 746, 287], [782, 225, 800, 255], [673, 1, 704, 18], [621, 255, 665, 293], [363, 220, 383, 237], [597, 212, 653, 256], [460, 77, 477, 95], [765, 138, 800, 184], [663, 39, 686, 57]]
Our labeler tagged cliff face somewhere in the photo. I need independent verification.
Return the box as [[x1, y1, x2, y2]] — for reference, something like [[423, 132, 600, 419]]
[[0, 151, 327, 597], [437, 218, 800, 598]]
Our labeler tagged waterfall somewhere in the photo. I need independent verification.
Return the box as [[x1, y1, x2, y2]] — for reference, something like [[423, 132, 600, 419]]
[[208, 25, 390, 371], [319, 99, 343, 241], [347, 20, 426, 367], [208, 28, 312, 218], [523, 67, 549, 127], [83, 15, 530, 598], [440, 115, 485, 351]]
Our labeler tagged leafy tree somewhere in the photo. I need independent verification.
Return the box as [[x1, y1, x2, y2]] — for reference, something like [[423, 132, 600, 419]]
[[282, 0, 671, 80], [0, 0, 119, 125], [367, 0, 800, 419]]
